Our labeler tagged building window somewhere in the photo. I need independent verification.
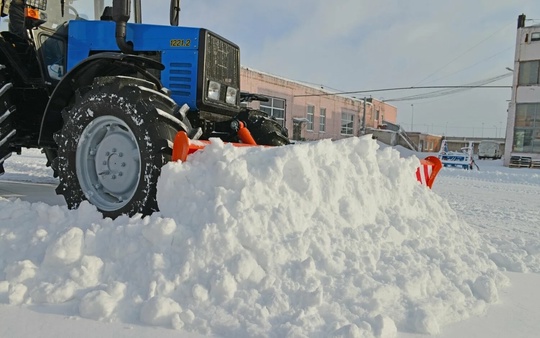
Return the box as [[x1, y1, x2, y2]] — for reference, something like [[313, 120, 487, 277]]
[[532, 32, 540, 41], [319, 108, 326, 132], [518, 60, 540, 85], [260, 97, 286, 127], [341, 112, 354, 135], [306, 105, 314, 131], [513, 103, 540, 153]]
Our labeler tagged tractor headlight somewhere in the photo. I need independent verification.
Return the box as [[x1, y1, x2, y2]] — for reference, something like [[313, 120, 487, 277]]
[[226, 87, 238, 104], [207, 81, 221, 101]]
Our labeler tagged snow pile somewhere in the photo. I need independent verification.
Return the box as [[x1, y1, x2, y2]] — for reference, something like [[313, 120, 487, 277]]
[[0, 137, 508, 337]]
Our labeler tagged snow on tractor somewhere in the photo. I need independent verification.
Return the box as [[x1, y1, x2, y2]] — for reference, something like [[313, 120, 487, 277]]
[[0, 0, 289, 218]]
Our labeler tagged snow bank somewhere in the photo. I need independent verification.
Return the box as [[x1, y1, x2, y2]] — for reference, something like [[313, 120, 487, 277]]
[[0, 137, 508, 337]]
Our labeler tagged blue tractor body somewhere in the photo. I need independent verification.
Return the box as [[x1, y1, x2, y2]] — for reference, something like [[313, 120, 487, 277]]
[[67, 21, 201, 110], [65, 20, 240, 120]]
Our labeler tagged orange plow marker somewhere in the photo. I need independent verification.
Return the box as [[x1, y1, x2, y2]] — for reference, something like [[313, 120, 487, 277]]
[[415, 156, 443, 189]]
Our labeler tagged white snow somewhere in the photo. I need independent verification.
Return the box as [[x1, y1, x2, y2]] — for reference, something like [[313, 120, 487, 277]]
[[0, 138, 539, 338]]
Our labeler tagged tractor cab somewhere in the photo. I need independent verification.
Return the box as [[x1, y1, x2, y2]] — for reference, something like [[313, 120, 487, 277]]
[[1, 0, 181, 83]]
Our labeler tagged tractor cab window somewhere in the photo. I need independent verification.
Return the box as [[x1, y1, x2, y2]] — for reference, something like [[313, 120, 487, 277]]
[[41, 1, 112, 29], [39, 33, 65, 82], [41, 1, 144, 29]]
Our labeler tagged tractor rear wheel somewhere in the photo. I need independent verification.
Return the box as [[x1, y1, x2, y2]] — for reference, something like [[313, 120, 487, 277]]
[[54, 76, 191, 218], [0, 65, 16, 175]]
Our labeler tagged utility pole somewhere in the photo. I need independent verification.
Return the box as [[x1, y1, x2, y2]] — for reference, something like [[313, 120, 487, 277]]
[[362, 97, 366, 134], [410, 104, 414, 131]]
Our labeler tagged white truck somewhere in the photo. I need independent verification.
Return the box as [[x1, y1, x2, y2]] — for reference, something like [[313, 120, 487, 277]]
[[478, 140, 502, 160]]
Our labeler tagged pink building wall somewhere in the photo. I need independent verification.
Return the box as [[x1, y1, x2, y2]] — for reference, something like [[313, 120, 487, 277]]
[[241, 67, 397, 141]]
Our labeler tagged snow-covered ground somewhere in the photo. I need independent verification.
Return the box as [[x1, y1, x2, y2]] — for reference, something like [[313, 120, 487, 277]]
[[0, 138, 539, 338]]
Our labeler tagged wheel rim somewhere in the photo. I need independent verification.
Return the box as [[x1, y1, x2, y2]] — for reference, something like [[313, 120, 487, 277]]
[[76, 116, 141, 212]]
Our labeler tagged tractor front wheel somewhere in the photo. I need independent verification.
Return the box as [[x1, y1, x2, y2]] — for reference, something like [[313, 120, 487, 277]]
[[54, 76, 191, 218]]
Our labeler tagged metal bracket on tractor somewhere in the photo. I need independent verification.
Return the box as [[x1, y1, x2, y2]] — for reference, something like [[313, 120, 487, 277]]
[[172, 121, 263, 162]]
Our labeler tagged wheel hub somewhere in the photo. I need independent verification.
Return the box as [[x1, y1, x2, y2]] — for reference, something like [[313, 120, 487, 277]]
[[76, 116, 141, 212], [94, 131, 138, 195]]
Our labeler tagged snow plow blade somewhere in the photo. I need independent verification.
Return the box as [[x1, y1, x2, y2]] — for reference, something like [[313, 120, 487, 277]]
[[172, 125, 261, 162], [172, 120, 261, 162], [415, 156, 443, 189], [173, 130, 442, 189]]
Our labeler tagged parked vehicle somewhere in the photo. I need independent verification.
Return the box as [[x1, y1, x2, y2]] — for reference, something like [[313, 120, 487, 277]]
[[438, 140, 475, 170], [478, 140, 502, 160]]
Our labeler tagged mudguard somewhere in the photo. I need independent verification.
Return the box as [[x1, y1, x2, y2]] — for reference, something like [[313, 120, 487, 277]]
[[38, 52, 165, 146]]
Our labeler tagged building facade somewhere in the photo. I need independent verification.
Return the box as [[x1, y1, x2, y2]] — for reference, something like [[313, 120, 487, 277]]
[[240, 67, 397, 141], [505, 14, 540, 165]]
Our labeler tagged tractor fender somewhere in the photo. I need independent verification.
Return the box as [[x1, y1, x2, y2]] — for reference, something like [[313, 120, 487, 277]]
[[38, 52, 165, 146]]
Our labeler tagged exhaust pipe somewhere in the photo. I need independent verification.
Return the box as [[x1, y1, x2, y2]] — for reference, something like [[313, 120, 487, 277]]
[[112, 0, 134, 53], [170, 0, 180, 26]]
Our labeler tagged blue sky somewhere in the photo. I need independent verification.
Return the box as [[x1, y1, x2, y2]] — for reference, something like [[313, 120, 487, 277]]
[[2, 1, 537, 137], [139, 0, 538, 137]]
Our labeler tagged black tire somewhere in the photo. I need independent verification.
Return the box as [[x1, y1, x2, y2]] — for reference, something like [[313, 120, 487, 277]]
[[238, 109, 290, 146], [54, 76, 191, 218], [0, 65, 16, 175]]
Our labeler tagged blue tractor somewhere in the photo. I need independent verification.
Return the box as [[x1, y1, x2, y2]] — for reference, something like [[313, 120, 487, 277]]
[[0, 0, 289, 218]]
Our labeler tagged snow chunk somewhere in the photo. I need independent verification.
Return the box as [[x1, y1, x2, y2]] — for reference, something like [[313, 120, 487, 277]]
[[209, 270, 237, 302], [472, 275, 499, 303], [30, 281, 77, 304], [412, 308, 440, 335], [8, 283, 28, 305], [79, 290, 117, 320], [140, 296, 182, 326], [43, 228, 84, 267], [141, 218, 177, 246], [373, 314, 398, 338], [69, 256, 104, 287], [4, 260, 38, 283]]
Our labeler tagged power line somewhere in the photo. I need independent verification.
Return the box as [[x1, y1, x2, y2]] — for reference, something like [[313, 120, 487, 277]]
[[293, 72, 512, 99], [383, 73, 512, 102], [293, 85, 510, 98], [425, 45, 514, 84], [414, 21, 514, 86]]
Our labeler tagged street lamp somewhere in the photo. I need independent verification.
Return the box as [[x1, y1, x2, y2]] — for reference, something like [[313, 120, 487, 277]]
[[481, 122, 484, 138]]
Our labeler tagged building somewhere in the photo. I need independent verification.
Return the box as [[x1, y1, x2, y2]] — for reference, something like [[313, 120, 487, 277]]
[[240, 67, 397, 141], [505, 14, 540, 166]]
